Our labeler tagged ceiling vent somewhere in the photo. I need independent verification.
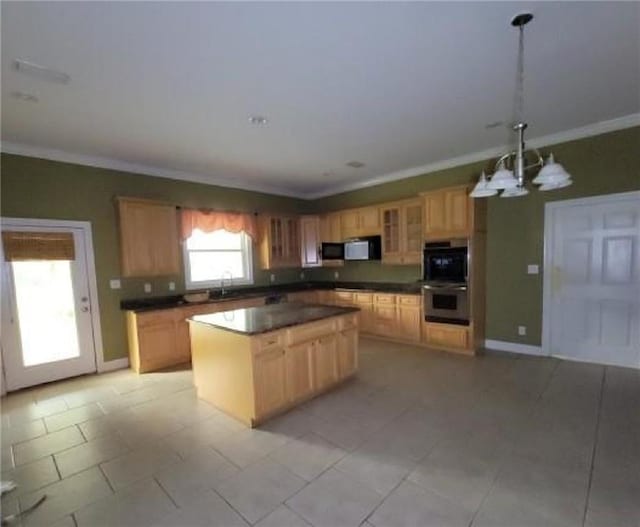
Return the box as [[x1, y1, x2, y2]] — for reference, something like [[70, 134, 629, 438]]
[[13, 59, 70, 84]]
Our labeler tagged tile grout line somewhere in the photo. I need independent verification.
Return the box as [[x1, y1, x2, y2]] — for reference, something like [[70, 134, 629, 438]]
[[152, 476, 180, 511], [581, 366, 606, 527]]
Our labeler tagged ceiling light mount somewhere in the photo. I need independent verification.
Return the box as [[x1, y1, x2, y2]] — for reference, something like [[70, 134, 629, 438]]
[[248, 115, 268, 125], [13, 59, 70, 84], [346, 161, 365, 168], [470, 12, 572, 199]]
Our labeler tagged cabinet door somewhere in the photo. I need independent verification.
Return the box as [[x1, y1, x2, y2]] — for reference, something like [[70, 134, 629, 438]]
[[445, 187, 470, 235], [137, 320, 179, 372], [285, 341, 314, 402], [397, 307, 422, 342], [403, 200, 423, 263], [313, 336, 338, 390], [372, 305, 398, 337], [284, 217, 300, 266], [358, 206, 380, 235], [423, 322, 469, 350], [423, 191, 447, 239], [320, 213, 342, 243], [269, 218, 283, 263], [341, 210, 360, 239], [300, 216, 321, 268], [382, 206, 402, 263], [149, 204, 181, 275], [254, 348, 287, 418], [338, 329, 358, 378]]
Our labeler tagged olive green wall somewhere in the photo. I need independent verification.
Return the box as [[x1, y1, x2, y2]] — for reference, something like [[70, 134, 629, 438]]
[[0, 155, 309, 361], [2, 126, 638, 361], [309, 126, 640, 346]]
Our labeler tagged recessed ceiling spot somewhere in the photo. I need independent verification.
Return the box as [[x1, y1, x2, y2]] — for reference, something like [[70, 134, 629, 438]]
[[248, 115, 268, 125], [11, 91, 39, 103], [14, 59, 70, 84], [346, 161, 365, 168]]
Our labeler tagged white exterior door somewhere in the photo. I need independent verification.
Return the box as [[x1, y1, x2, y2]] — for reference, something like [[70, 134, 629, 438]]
[[544, 192, 640, 368], [1, 221, 98, 390]]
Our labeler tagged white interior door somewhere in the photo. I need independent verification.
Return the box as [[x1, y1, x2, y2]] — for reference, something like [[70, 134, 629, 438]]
[[1, 223, 98, 390], [544, 191, 640, 368]]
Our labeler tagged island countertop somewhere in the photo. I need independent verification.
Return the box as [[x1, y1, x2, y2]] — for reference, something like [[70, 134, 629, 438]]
[[189, 302, 359, 335]]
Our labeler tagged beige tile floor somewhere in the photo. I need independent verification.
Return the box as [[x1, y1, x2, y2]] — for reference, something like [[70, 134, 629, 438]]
[[1, 338, 638, 527]]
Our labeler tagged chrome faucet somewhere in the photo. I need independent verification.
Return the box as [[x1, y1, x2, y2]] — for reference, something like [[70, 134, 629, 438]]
[[220, 270, 233, 296]]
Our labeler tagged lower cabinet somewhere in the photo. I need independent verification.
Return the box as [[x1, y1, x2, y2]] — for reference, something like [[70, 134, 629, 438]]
[[253, 348, 287, 417], [285, 341, 315, 402], [422, 321, 471, 353], [313, 335, 338, 391], [338, 328, 358, 377]]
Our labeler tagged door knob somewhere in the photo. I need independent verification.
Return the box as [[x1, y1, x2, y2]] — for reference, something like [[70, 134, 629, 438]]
[[81, 306, 90, 313]]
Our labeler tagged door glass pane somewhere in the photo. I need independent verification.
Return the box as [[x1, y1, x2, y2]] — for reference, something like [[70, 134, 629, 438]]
[[12, 260, 80, 366]]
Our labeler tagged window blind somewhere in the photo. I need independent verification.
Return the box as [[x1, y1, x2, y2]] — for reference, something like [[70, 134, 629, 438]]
[[2, 231, 75, 261]]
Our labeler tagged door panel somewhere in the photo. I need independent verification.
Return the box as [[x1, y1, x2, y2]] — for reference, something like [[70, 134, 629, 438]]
[[1, 224, 97, 390], [547, 193, 640, 368]]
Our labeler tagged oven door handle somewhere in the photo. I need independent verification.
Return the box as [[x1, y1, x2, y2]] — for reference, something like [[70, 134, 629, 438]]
[[422, 285, 467, 291]]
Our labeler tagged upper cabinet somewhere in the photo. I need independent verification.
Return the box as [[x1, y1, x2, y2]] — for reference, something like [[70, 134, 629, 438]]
[[422, 185, 473, 240], [300, 216, 322, 268], [319, 213, 342, 243], [381, 198, 423, 265], [340, 206, 380, 239], [117, 197, 180, 277], [258, 214, 300, 269]]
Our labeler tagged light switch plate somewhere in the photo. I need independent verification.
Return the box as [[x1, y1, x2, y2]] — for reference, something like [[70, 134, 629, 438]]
[[144, 283, 152, 293], [109, 279, 121, 290], [300, 272, 305, 279], [518, 325, 527, 336], [527, 264, 539, 275], [270, 274, 276, 283], [334, 271, 339, 279], [168, 281, 175, 291]]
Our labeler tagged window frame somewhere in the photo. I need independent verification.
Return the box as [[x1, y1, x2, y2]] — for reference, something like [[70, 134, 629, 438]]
[[183, 229, 254, 290]]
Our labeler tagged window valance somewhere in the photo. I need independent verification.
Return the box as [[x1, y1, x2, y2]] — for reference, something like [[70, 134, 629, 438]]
[[2, 231, 75, 261], [180, 209, 258, 241]]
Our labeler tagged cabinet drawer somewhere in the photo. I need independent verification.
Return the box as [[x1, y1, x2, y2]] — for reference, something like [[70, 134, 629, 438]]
[[398, 295, 420, 307], [374, 294, 396, 305], [334, 291, 354, 303], [338, 314, 359, 331], [354, 292, 373, 304], [256, 332, 284, 352], [287, 319, 337, 345], [136, 310, 176, 327], [424, 323, 469, 349]]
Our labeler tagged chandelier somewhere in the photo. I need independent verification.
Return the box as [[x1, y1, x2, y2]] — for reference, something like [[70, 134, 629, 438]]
[[470, 13, 573, 199]]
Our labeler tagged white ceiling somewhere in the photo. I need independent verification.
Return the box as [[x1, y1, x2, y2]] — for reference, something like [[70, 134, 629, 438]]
[[2, 2, 639, 198]]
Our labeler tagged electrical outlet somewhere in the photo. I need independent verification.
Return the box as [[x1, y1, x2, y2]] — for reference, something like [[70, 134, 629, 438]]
[[144, 283, 152, 293], [299, 272, 305, 279], [109, 279, 121, 290], [334, 271, 339, 279], [168, 281, 175, 291], [527, 264, 539, 275], [518, 325, 527, 336], [270, 274, 276, 283]]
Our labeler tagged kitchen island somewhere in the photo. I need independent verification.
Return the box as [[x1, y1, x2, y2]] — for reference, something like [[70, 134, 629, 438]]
[[188, 302, 360, 427]]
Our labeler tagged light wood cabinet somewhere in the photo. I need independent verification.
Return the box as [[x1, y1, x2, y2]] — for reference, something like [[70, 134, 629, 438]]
[[285, 341, 315, 402], [421, 185, 472, 240], [397, 303, 422, 343], [320, 213, 342, 242], [258, 215, 301, 269], [253, 347, 287, 417], [381, 199, 423, 265], [340, 206, 381, 238], [338, 328, 358, 378], [300, 216, 321, 268], [422, 321, 471, 353], [117, 197, 180, 277], [313, 335, 338, 391]]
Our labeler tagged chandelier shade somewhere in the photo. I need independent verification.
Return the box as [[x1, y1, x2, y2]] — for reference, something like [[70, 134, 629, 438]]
[[532, 154, 572, 185], [500, 186, 529, 198], [486, 162, 518, 190], [469, 171, 499, 197]]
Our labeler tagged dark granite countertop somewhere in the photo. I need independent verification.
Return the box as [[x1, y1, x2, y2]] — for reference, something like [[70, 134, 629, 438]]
[[188, 302, 360, 335], [121, 281, 423, 312]]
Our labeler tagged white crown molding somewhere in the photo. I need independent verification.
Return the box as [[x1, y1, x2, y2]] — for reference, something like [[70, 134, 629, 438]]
[[484, 339, 545, 357], [2, 112, 638, 201], [0, 141, 308, 199], [306, 112, 640, 199]]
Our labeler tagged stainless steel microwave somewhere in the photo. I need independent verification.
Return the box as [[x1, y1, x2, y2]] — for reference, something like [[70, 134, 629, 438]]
[[344, 236, 382, 261]]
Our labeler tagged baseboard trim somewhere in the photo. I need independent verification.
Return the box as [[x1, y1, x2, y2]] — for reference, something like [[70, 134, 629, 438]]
[[97, 357, 130, 373], [484, 339, 545, 356]]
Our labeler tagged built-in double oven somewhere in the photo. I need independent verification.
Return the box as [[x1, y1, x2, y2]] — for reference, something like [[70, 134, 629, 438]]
[[422, 240, 469, 325]]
